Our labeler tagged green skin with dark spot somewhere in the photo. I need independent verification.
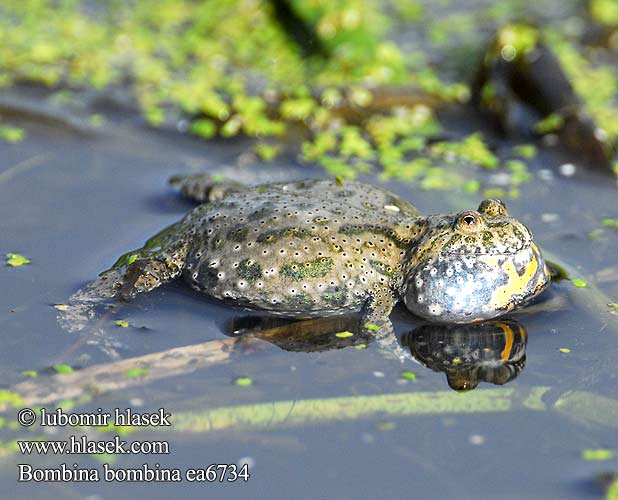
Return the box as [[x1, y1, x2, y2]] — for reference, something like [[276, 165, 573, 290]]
[[98, 177, 550, 351]]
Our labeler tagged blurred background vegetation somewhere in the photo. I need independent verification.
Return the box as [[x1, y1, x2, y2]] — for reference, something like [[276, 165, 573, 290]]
[[1, 0, 618, 195]]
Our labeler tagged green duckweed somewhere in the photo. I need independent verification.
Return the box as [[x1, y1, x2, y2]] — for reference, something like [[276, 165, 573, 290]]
[[335, 331, 354, 338], [602, 219, 618, 229], [125, 368, 150, 377], [0, 125, 24, 143], [53, 364, 74, 374], [6, 253, 30, 267], [0, 0, 586, 193], [581, 448, 615, 461], [234, 377, 254, 387]]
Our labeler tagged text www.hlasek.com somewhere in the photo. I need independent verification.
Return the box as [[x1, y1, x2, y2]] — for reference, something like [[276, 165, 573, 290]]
[[18, 436, 169, 455]]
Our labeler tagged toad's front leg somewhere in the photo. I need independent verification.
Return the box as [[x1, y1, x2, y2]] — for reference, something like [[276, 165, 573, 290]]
[[360, 286, 410, 363]]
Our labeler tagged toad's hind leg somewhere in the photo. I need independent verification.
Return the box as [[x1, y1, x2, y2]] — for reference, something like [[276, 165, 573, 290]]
[[58, 220, 191, 333], [169, 173, 246, 203], [103, 219, 192, 300]]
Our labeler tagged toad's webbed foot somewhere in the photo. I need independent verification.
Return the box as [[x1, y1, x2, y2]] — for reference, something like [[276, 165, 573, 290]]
[[110, 259, 180, 300], [169, 173, 246, 203], [101, 217, 192, 297], [58, 220, 190, 333]]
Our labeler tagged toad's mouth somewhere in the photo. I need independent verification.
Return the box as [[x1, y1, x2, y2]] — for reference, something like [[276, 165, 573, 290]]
[[441, 243, 544, 279], [442, 240, 533, 257]]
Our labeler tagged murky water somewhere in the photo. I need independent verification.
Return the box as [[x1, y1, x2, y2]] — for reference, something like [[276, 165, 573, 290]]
[[1, 85, 617, 500]]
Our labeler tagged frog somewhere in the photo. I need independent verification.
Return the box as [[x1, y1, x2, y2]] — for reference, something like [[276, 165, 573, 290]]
[[402, 319, 528, 391], [75, 174, 551, 359]]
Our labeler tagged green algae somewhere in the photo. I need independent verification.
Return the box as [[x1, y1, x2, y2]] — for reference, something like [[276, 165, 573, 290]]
[[364, 323, 381, 331], [602, 218, 618, 229], [0, 440, 19, 458], [1, 0, 606, 192], [430, 133, 498, 169], [494, 23, 540, 59], [506, 160, 530, 185], [125, 368, 150, 377], [0, 389, 24, 408], [5, 253, 30, 267], [234, 377, 253, 387], [334, 331, 354, 338], [53, 363, 74, 374], [0, 125, 24, 143], [608, 479, 618, 500], [534, 113, 564, 134], [590, 0, 618, 25], [255, 142, 282, 161], [513, 144, 537, 159], [582, 448, 615, 461], [545, 30, 618, 147], [0, 0, 518, 193]]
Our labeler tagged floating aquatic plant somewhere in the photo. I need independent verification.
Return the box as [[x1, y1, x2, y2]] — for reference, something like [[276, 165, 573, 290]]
[[52, 363, 74, 375], [0, 0, 605, 192], [5, 253, 30, 267]]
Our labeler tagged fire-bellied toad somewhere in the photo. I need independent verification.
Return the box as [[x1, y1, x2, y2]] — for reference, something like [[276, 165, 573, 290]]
[[77, 175, 551, 357]]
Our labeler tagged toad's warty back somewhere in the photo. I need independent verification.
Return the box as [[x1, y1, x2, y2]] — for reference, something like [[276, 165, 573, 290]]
[[75, 176, 550, 357]]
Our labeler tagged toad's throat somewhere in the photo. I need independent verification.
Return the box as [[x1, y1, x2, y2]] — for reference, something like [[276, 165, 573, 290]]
[[405, 242, 549, 323]]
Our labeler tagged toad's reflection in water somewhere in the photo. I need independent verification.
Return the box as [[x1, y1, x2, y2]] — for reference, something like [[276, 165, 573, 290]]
[[225, 314, 365, 353], [402, 320, 527, 391], [225, 316, 527, 392]]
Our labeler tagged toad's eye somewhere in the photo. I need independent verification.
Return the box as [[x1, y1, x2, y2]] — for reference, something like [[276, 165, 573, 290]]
[[462, 214, 476, 225], [456, 211, 482, 234]]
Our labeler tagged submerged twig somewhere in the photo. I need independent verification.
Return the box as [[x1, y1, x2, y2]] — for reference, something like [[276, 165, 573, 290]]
[[0, 153, 52, 185], [0, 337, 270, 413]]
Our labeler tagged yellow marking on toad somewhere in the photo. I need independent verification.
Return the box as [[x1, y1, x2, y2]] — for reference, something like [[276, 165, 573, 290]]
[[497, 321, 515, 361], [488, 251, 539, 311], [531, 242, 551, 289]]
